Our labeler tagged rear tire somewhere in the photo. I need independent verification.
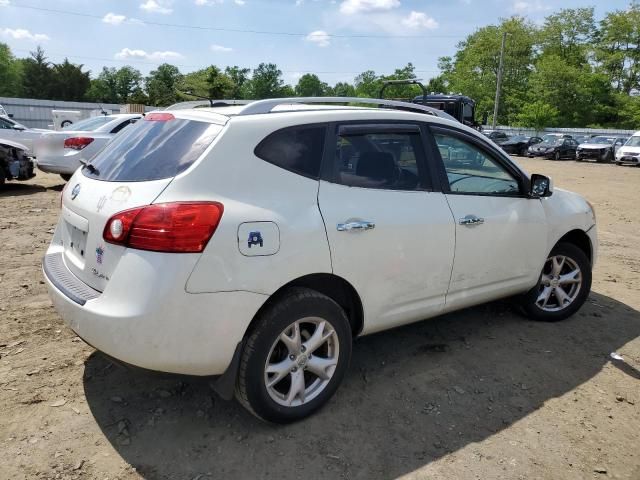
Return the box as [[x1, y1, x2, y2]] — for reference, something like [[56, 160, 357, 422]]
[[236, 288, 352, 423], [521, 242, 592, 322], [554, 151, 561, 161]]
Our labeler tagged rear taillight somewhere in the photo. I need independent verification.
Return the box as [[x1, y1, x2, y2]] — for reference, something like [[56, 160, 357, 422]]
[[103, 202, 224, 253], [64, 137, 94, 150]]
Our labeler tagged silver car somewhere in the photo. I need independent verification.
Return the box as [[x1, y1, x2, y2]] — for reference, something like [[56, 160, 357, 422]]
[[35, 114, 142, 180], [0, 115, 50, 153]]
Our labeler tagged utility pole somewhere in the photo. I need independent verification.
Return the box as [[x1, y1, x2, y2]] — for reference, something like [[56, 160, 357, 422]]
[[492, 31, 507, 130]]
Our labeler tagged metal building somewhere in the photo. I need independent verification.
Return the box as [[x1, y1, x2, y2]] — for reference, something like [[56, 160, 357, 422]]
[[0, 97, 153, 129]]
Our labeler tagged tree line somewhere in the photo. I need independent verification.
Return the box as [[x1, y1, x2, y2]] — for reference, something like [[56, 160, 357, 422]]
[[1, 2, 640, 129]]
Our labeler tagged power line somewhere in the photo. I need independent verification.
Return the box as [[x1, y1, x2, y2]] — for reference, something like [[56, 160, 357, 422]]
[[8, 3, 465, 39]]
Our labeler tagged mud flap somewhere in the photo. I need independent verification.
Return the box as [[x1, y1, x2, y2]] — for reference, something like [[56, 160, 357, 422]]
[[211, 340, 245, 401]]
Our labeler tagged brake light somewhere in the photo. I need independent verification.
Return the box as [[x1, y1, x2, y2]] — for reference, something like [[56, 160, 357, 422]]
[[103, 202, 224, 253], [64, 137, 94, 150], [145, 113, 175, 122]]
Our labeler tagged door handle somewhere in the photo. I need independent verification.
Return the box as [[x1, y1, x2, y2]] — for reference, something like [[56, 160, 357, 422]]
[[337, 221, 376, 232], [459, 215, 485, 226]]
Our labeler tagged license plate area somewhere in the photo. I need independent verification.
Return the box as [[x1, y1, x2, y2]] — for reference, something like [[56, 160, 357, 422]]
[[63, 220, 88, 264]]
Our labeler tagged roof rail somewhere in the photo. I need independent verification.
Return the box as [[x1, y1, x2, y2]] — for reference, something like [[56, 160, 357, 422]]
[[236, 97, 457, 122], [165, 99, 252, 111]]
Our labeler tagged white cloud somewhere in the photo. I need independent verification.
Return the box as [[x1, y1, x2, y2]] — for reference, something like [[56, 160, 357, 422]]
[[115, 48, 182, 61], [339, 0, 400, 15], [305, 30, 330, 47], [234, 0, 246, 5], [195, 0, 223, 4], [140, 0, 173, 14], [102, 13, 127, 25], [0, 28, 49, 42], [0, 0, 9, 6], [401, 11, 438, 30], [512, 0, 549, 13], [210, 44, 233, 52]]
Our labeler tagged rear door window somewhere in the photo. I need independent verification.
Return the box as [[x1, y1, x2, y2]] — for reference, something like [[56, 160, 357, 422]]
[[83, 115, 221, 182]]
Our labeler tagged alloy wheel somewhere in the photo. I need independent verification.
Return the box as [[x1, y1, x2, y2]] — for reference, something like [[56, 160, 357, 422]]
[[264, 317, 339, 407], [535, 255, 583, 312]]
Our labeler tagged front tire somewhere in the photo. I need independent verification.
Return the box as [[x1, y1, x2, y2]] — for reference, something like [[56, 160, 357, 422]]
[[554, 151, 561, 161], [60, 174, 72, 181], [522, 242, 592, 322], [236, 288, 352, 423]]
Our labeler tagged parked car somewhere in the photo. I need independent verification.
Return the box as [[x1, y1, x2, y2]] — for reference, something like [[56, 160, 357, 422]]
[[35, 114, 142, 181], [615, 131, 640, 166], [501, 135, 543, 156], [576, 136, 627, 163], [43, 97, 597, 423], [0, 139, 35, 185], [483, 130, 511, 144], [528, 137, 579, 160], [0, 115, 50, 153]]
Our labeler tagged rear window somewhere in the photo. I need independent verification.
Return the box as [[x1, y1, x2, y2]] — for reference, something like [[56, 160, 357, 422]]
[[83, 117, 221, 182], [254, 125, 326, 179], [62, 116, 113, 131]]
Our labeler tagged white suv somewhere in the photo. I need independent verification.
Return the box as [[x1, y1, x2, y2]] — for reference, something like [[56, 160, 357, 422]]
[[43, 98, 597, 423]]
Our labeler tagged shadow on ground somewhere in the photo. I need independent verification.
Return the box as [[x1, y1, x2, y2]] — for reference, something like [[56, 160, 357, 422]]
[[0, 181, 64, 197], [82, 292, 640, 480]]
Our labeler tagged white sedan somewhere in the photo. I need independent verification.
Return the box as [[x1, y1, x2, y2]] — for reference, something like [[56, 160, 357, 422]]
[[0, 115, 50, 153], [35, 114, 142, 180], [43, 97, 597, 423]]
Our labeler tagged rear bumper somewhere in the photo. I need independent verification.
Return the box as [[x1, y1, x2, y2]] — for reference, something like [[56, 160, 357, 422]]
[[35, 154, 81, 175], [42, 250, 268, 376]]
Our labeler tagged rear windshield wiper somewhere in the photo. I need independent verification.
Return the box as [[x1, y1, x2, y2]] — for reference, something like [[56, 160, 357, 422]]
[[79, 159, 100, 176]]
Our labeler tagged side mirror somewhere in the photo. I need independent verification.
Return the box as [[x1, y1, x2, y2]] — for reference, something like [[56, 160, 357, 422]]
[[530, 174, 553, 198]]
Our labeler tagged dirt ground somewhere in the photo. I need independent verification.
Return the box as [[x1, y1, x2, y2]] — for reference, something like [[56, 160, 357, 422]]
[[1, 157, 639, 480]]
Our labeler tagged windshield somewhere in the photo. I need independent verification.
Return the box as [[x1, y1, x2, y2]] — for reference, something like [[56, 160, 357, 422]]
[[589, 136, 614, 144], [625, 136, 640, 147], [62, 116, 113, 131], [541, 138, 563, 146], [509, 135, 527, 142]]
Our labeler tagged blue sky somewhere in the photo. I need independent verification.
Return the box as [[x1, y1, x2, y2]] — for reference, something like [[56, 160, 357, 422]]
[[0, 0, 632, 86]]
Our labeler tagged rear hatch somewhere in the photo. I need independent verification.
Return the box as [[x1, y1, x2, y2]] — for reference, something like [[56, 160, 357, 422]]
[[60, 112, 224, 291]]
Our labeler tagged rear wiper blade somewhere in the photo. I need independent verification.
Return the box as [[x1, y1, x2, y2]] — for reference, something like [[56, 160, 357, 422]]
[[79, 159, 100, 176]]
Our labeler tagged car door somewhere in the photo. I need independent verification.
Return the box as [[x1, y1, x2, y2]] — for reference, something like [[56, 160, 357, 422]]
[[429, 126, 548, 311], [318, 122, 456, 334]]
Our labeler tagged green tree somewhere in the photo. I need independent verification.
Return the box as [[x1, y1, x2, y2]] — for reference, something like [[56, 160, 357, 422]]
[[146, 63, 182, 107], [50, 59, 90, 101], [0, 43, 22, 97], [354, 70, 381, 98], [295, 73, 326, 96], [440, 17, 537, 125], [379, 63, 422, 99], [206, 66, 234, 99], [225, 66, 251, 98], [115, 66, 144, 103], [539, 8, 596, 67], [86, 67, 119, 103], [515, 100, 558, 132], [247, 63, 284, 99], [595, 2, 640, 94], [20, 46, 53, 99], [333, 82, 355, 97]]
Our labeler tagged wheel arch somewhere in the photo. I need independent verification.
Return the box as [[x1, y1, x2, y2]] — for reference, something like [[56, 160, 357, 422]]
[[556, 229, 593, 264], [245, 273, 364, 339]]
